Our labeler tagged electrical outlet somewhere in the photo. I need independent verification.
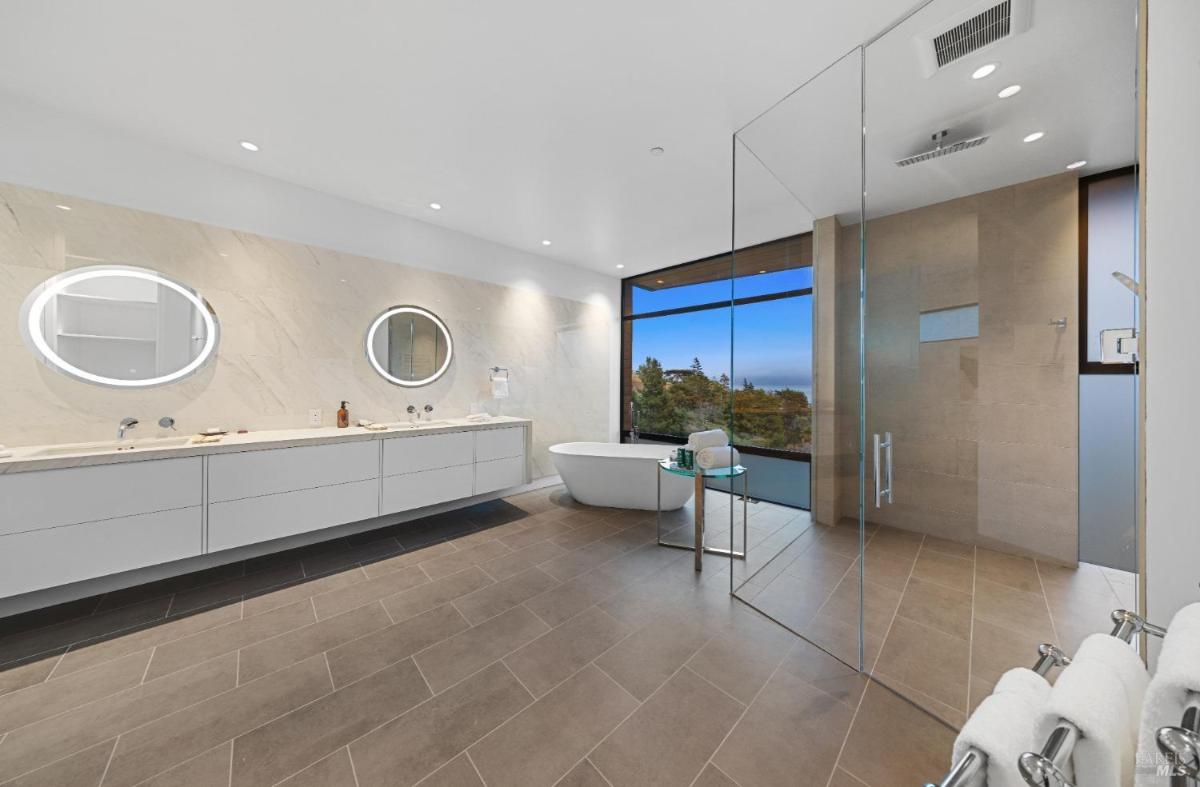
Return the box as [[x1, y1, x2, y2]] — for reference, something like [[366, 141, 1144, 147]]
[[308, 409, 322, 427]]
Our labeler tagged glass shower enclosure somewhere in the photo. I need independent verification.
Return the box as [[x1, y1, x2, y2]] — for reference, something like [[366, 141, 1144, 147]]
[[731, 48, 866, 671], [731, 0, 1141, 728]]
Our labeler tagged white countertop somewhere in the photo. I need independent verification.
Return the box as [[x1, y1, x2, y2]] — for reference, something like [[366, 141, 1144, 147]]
[[0, 416, 532, 475]]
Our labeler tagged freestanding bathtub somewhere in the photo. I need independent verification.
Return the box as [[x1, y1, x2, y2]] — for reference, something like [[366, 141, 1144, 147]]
[[549, 442, 694, 511]]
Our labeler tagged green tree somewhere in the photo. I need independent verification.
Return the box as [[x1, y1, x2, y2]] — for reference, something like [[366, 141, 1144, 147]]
[[633, 357, 683, 434], [632, 355, 812, 453]]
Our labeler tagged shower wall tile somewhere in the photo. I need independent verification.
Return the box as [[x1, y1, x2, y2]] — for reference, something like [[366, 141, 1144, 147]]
[[0, 182, 611, 477], [821, 172, 1079, 563]]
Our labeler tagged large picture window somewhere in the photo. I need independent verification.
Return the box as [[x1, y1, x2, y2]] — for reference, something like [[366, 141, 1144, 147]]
[[621, 233, 813, 458]]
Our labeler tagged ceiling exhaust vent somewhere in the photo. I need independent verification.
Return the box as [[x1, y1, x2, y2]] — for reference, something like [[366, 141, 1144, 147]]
[[914, 0, 1032, 77], [895, 130, 989, 167]]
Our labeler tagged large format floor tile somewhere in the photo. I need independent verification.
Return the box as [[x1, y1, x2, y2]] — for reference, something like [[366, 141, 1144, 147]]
[[0, 485, 976, 787], [734, 507, 1136, 770]]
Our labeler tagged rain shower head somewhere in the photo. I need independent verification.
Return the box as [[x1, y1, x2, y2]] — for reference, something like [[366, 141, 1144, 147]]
[[895, 129, 989, 167], [1112, 271, 1140, 296]]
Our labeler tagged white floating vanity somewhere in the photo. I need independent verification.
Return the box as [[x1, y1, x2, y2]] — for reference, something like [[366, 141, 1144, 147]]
[[0, 417, 530, 603]]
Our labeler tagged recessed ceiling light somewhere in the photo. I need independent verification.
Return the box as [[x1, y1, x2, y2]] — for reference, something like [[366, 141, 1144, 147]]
[[656, 279, 665, 284], [239, 140, 259, 152], [1023, 131, 1045, 143], [541, 240, 552, 246], [998, 84, 1021, 98], [218, 252, 229, 257], [759, 270, 767, 274], [971, 63, 997, 80], [1066, 160, 1088, 170], [54, 204, 71, 211], [650, 147, 665, 156], [616, 264, 625, 269], [429, 202, 442, 210]]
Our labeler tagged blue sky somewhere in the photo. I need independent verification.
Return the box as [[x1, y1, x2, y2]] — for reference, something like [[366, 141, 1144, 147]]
[[629, 268, 813, 394]]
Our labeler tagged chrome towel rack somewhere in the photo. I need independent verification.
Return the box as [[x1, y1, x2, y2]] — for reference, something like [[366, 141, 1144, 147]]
[[1019, 610, 1166, 787], [926, 644, 1072, 787], [1156, 694, 1200, 785]]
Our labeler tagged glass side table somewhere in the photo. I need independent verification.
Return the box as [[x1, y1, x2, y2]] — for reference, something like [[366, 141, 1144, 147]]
[[656, 459, 748, 572]]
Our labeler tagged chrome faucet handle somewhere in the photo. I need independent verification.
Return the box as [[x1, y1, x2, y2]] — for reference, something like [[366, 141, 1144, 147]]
[[424, 404, 434, 413], [406, 405, 416, 414], [118, 417, 139, 440], [158, 416, 176, 430]]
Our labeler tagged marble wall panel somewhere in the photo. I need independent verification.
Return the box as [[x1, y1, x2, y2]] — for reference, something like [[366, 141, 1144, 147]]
[[0, 183, 611, 478]]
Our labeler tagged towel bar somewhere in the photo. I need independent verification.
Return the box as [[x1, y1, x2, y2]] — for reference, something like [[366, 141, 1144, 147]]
[[925, 644, 1071, 787], [1156, 694, 1200, 785], [1018, 609, 1161, 787]]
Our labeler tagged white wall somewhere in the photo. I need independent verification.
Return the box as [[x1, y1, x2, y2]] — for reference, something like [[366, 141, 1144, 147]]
[[0, 91, 623, 441], [1145, 0, 1200, 633]]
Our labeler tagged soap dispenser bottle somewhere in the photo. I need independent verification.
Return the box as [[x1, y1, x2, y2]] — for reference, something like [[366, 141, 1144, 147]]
[[337, 401, 350, 429]]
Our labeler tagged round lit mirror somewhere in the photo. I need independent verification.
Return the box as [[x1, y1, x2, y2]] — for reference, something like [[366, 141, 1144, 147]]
[[19, 265, 220, 388], [365, 305, 453, 387]]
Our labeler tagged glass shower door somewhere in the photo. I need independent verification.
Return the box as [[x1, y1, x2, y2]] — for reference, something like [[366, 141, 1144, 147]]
[[730, 48, 866, 671], [860, 0, 1141, 726]]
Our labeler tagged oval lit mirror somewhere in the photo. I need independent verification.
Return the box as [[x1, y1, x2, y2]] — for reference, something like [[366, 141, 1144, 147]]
[[365, 305, 453, 387], [19, 265, 220, 388]]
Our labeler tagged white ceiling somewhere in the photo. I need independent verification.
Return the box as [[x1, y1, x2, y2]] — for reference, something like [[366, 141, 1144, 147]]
[[734, 0, 1138, 243], [0, 0, 1139, 279], [0, 0, 914, 278]]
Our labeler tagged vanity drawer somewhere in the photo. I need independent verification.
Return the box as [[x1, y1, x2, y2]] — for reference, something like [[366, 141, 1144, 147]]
[[207, 478, 380, 552], [381, 464, 474, 514], [382, 431, 474, 476], [0, 506, 201, 598], [208, 441, 379, 503], [0, 457, 202, 536], [475, 456, 527, 495], [475, 427, 525, 462]]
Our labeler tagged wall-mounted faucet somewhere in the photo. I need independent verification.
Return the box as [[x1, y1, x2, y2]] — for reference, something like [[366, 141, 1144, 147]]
[[424, 404, 434, 417], [158, 416, 176, 430], [406, 404, 417, 422], [118, 417, 139, 440]]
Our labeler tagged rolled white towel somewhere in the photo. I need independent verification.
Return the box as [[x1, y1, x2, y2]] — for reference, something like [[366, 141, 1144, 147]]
[[687, 429, 728, 451], [695, 446, 740, 470], [1036, 645, 1140, 787], [1136, 603, 1200, 786], [1075, 633, 1149, 723], [953, 668, 1050, 787]]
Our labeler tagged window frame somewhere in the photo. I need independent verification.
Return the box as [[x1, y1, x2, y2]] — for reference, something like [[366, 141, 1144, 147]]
[[620, 234, 814, 462], [1078, 166, 1138, 375]]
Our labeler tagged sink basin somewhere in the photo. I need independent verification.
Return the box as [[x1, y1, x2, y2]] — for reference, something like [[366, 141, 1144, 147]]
[[385, 420, 452, 430], [30, 436, 194, 457]]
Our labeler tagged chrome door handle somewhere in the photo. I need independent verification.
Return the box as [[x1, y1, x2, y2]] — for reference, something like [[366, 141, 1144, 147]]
[[878, 434, 888, 506], [874, 432, 894, 508], [883, 431, 894, 505]]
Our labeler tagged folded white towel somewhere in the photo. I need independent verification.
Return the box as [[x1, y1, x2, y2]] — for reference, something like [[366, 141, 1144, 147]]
[[687, 429, 728, 451], [465, 413, 491, 423], [1137, 603, 1200, 786], [695, 446, 740, 470], [1037, 643, 1141, 787], [954, 668, 1050, 787], [491, 377, 509, 399]]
